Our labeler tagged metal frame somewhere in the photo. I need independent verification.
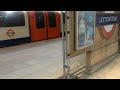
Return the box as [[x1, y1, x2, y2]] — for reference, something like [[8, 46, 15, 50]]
[[75, 11, 96, 50], [61, 11, 70, 79], [61, 11, 66, 79], [66, 11, 71, 79], [61, 11, 71, 79]]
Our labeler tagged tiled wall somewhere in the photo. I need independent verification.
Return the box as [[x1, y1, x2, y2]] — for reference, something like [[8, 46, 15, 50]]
[[90, 41, 118, 66], [70, 53, 86, 74]]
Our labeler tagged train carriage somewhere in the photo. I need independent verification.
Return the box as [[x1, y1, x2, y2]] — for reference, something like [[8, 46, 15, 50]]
[[0, 11, 61, 48], [0, 11, 30, 47]]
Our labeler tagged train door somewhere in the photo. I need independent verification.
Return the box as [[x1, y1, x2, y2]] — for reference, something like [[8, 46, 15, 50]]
[[28, 11, 47, 41], [46, 11, 60, 39]]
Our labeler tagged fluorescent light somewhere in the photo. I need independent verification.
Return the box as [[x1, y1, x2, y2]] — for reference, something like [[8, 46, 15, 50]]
[[6, 11, 14, 14]]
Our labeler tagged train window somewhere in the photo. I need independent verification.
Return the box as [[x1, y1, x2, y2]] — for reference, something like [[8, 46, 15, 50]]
[[48, 12, 56, 27], [35, 11, 45, 28], [0, 11, 25, 27]]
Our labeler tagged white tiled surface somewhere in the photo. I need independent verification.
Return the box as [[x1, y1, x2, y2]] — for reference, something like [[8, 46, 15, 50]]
[[0, 38, 63, 79], [1, 38, 120, 79]]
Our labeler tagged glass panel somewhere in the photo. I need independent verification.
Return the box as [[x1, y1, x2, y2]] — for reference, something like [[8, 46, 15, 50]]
[[35, 11, 45, 28], [0, 11, 25, 27], [48, 12, 56, 27]]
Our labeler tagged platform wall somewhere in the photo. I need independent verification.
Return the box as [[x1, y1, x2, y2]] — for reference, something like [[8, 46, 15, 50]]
[[65, 11, 120, 74]]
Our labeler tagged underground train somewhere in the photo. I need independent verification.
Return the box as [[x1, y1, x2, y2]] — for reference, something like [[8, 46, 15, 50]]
[[0, 11, 61, 48]]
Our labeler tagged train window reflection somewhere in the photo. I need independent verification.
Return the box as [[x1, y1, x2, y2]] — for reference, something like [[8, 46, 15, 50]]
[[0, 11, 25, 27]]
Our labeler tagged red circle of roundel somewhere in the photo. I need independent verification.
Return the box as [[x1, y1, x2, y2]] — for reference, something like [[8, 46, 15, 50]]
[[6, 29, 15, 37], [100, 24, 116, 40], [99, 11, 117, 40]]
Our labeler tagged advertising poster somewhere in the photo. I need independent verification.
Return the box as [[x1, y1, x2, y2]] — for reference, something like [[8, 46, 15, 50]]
[[75, 11, 96, 50]]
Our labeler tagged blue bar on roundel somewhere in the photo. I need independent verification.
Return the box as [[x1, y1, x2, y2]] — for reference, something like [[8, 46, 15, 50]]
[[96, 14, 120, 26]]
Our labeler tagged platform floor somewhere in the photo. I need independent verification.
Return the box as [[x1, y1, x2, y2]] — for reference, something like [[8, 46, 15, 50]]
[[1, 38, 120, 79], [0, 38, 63, 79], [85, 53, 120, 79]]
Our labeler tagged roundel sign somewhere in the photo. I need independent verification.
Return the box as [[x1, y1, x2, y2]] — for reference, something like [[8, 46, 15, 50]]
[[6, 29, 15, 37], [100, 11, 117, 40]]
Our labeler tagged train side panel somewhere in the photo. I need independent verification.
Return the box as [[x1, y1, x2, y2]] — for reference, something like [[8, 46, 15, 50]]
[[0, 11, 30, 47]]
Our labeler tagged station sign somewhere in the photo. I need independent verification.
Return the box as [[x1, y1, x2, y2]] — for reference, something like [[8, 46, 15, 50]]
[[96, 14, 120, 26], [96, 13, 120, 40], [6, 29, 15, 37]]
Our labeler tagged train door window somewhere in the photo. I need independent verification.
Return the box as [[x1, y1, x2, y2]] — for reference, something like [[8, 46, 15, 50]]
[[35, 11, 45, 28], [48, 12, 56, 27], [0, 11, 25, 27]]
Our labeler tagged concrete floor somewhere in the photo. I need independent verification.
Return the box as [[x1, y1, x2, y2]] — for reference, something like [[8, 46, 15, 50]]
[[0, 38, 63, 79], [85, 53, 120, 79]]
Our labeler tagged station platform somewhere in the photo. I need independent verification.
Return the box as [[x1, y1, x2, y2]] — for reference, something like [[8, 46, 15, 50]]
[[0, 38, 63, 79], [1, 37, 120, 79]]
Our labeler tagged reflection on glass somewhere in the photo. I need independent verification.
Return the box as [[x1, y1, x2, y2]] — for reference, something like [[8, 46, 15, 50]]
[[77, 11, 95, 48]]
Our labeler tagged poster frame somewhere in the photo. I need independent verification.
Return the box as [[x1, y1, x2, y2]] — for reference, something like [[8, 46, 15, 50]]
[[75, 11, 96, 50]]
